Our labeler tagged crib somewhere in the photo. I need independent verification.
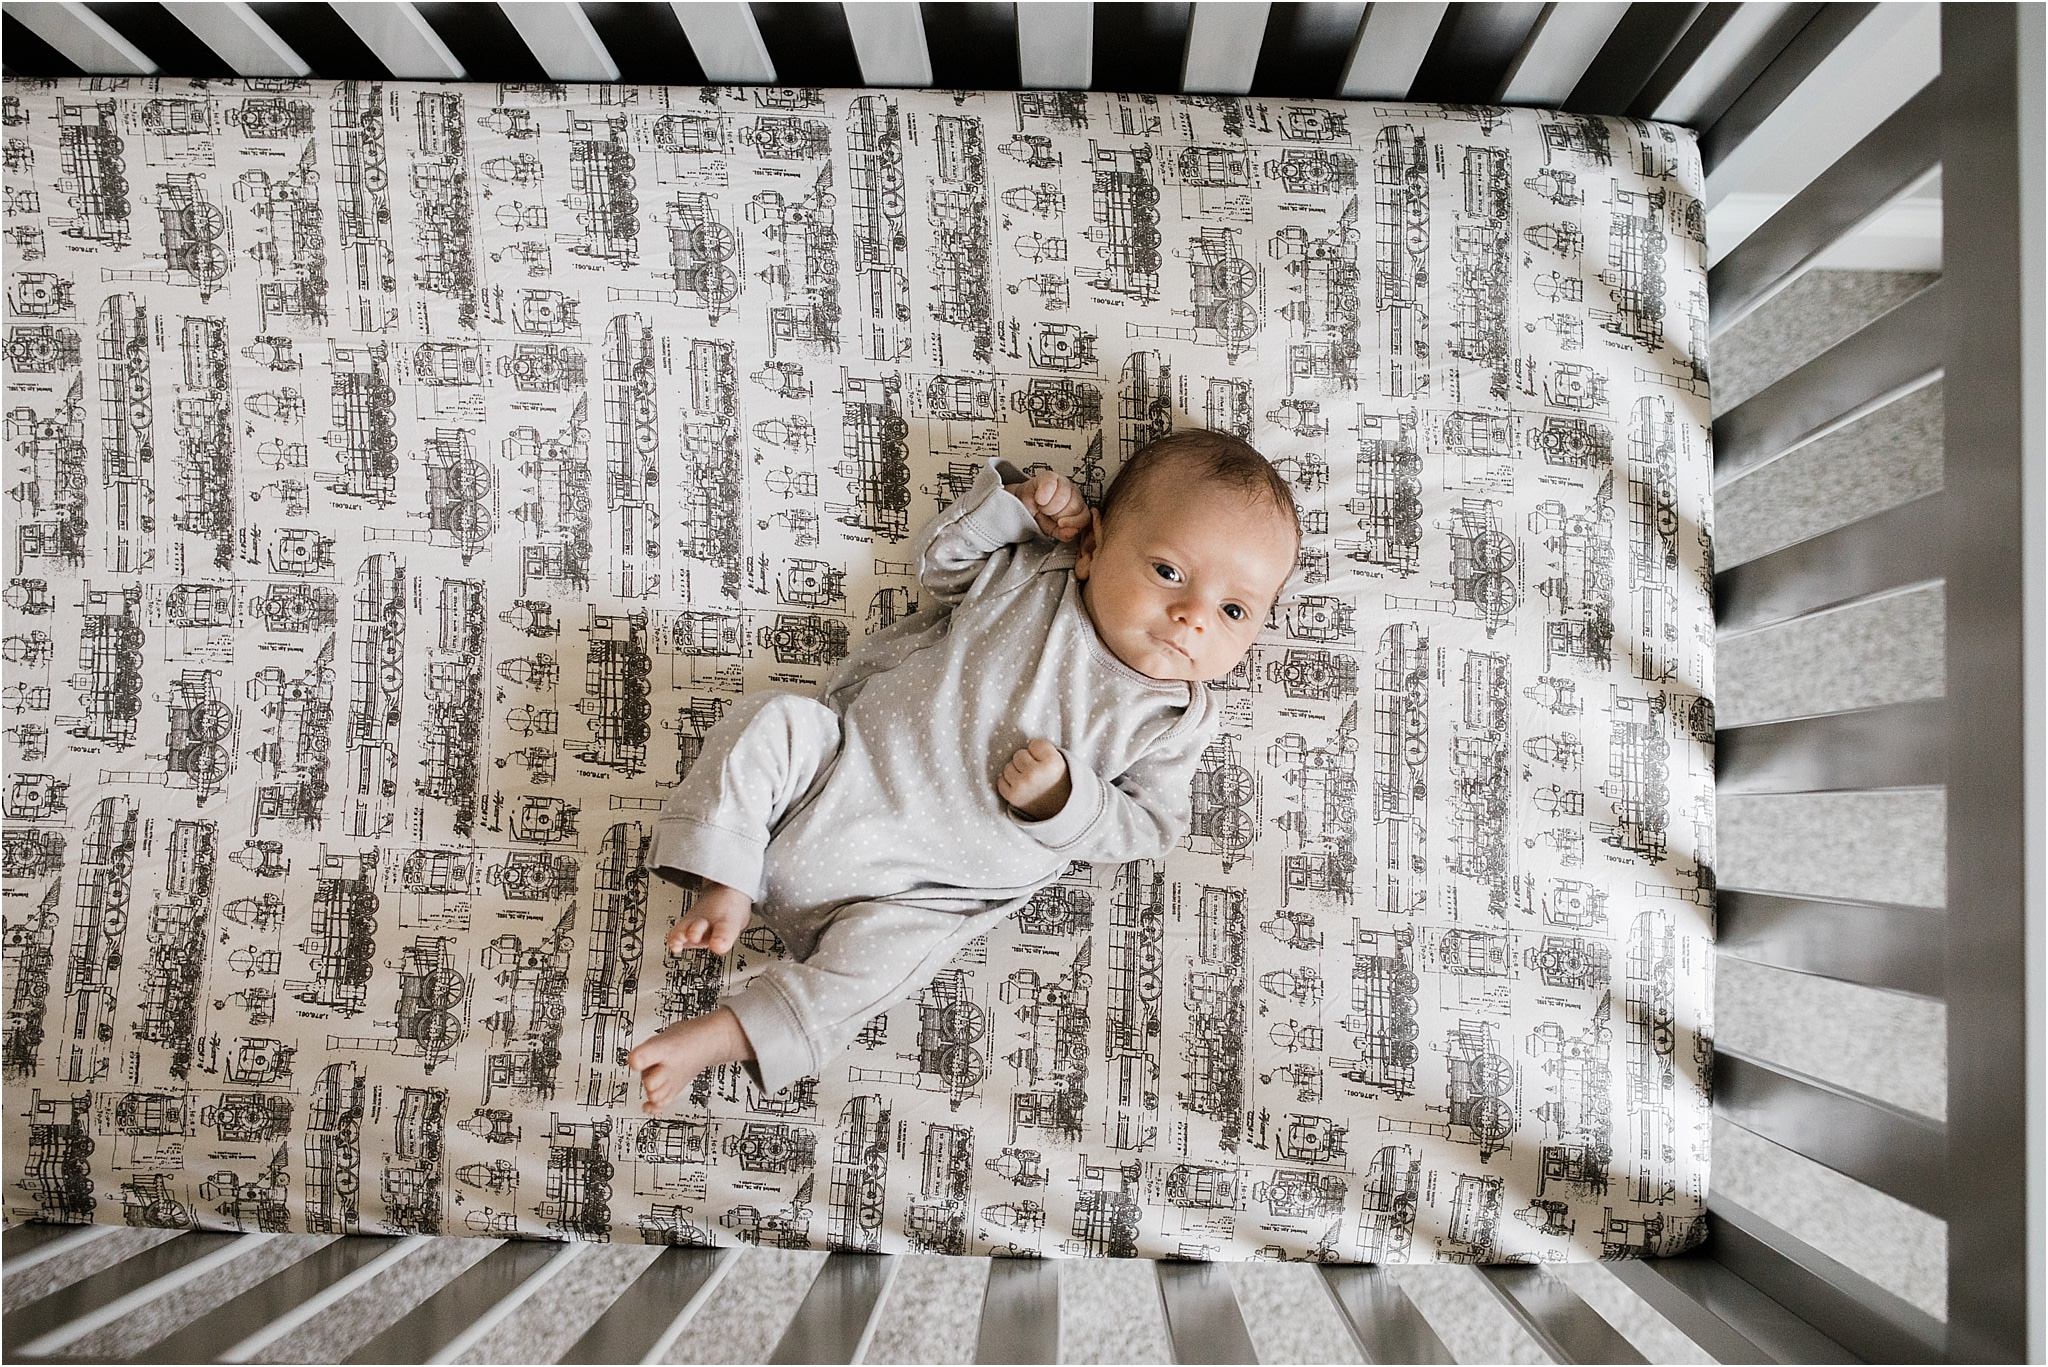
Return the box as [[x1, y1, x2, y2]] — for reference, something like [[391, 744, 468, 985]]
[[0, 1, 2040, 1363]]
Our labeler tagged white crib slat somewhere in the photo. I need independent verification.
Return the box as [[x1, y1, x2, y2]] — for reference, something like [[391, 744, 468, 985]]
[[337, 1, 466, 80], [1156, 1262, 1258, 1364], [14, 1233, 273, 1358], [1181, 1, 1269, 95], [1712, 280, 1941, 487], [340, 1239, 567, 1365], [1494, 0, 1627, 105], [1714, 1047, 1949, 1217], [764, 1253, 897, 1364], [670, 1, 776, 83], [1716, 887, 1945, 1000], [1337, 0, 1444, 98], [1713, 491, 1945, 639], [558, 1246, 737, 1365], [975, 1257, 1059, 1364], [7, 1, 156, 74], [162, 1, 309, 78], [1476, 1266, 1650, 1365], [422, 1240, 583, 1365], [843, 2, 932, 87], [1016, 1, 1092, 90], [1320, 1265, 1456, 1364], [4, 1233, 219, 1350], [1702, 2, 1929, 213], [133, 1236, 406, 1365], [1709, 1195, 1943, 1362], [216, 1235, 431, 1363], [1643, 0, 1804, 126], [1718, 698, 1947, 796], [1, 1221, 117, 1274], [1603, 1256, 1798, 1366], [499, 2, 620, 82]]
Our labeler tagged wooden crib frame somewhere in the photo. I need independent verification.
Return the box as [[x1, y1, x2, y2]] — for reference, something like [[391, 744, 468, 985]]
[[1, 2, 2040, 1362]]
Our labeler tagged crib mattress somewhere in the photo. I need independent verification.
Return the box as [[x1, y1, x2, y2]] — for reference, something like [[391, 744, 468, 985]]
[[0, 78, 1715, 1263]]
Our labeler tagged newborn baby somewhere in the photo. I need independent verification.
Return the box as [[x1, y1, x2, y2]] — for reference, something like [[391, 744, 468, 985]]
[[628, 429, 1301, 1113]]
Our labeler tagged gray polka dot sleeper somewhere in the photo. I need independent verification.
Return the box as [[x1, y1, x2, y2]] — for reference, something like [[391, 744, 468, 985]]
[[649, 456, 1221, 1095]]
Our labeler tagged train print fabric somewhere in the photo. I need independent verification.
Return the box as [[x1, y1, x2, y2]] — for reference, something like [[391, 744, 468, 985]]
[[0, 78, 1715, 1263]]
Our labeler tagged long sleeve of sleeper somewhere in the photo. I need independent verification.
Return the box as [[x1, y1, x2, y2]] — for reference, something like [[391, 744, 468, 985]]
[[818, 457, 1045, 715], [911, 457, 1042, 607], [1004, 688, 1220, 865]]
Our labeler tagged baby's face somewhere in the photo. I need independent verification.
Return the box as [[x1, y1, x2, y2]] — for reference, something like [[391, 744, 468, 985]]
[[1074, 484, 1299, 683]]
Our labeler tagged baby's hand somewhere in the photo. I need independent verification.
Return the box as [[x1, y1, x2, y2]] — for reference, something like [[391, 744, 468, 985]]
[[1009, 470, 1090, 542], [998, 738, 1072, 821]]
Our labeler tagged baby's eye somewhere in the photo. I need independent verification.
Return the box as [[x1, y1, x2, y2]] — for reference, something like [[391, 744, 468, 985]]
[[1153, 563, 1180, 583], [1223, 604, 1247, 622]]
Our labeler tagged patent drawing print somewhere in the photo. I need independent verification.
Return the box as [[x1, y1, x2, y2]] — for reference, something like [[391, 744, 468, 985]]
[[0, 78, 1716, 1263]]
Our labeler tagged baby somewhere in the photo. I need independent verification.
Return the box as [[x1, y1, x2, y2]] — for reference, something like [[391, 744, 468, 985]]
[[627, 429, 1301, 1114]]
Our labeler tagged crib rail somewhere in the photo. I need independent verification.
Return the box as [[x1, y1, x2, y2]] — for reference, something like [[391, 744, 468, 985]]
[[1706, 7, 2042, 1367], [0, 1226, 1705, 1364], [1931, 12, 2043, 1364], [0, 2, 2040, 1363], [0, 0, 1909, 145]]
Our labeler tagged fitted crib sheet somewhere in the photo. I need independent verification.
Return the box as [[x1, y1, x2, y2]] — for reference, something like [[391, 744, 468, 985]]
[[0, 77, 1715, 1263]]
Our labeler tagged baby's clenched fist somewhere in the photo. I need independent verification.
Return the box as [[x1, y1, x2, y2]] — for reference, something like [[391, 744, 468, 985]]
[[1008, 470, 1090, 542], [998, 738, 1072, 821]]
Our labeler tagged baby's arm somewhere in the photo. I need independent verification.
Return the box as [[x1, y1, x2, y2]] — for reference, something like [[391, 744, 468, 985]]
[[818, 458, 1073, 716], [914, 458, 1086, 609], [1002, 712, 1220, 865]]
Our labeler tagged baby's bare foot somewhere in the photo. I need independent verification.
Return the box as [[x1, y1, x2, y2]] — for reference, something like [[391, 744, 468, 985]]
[[667, 879, 752, 956], [626, 1008, 753, 1115]]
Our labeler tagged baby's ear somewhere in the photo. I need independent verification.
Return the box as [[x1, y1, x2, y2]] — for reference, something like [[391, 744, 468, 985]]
[[1073, 508, 1102, 577]]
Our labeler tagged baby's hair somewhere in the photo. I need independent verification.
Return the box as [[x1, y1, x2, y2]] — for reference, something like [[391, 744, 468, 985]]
[[1099, 428, 1301, 552]]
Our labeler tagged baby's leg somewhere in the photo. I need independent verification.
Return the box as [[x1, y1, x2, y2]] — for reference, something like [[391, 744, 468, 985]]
[[723, 899, 995, 1097], [649, 689, 841, 905], [628, 1007, 754, 1116]]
